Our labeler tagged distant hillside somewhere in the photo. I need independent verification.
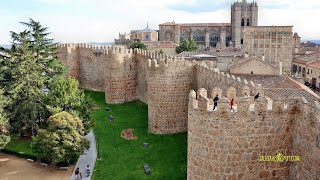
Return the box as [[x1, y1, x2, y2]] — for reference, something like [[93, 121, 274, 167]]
[[303, 40, 320, 44], [0, 44, 11, 49]]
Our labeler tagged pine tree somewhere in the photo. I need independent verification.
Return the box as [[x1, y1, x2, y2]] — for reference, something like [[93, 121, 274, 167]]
[[0, 89, 10, 149], [7, 19, 63, 136]]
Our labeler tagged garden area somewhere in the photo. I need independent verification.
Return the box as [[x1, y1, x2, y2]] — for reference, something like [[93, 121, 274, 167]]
[[1, 18, 92, 170], [86, 91, 187, 180], [0, 18, 187, 180]]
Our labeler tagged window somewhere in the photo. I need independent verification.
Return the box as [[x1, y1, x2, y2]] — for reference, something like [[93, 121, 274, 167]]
[[209, 32, 219, 47], [226, 36, 232, 46], [193, 30, 205, 42], [180, 30, 190, 42], [247, 19, 250, 26], [271, 32, 276, 43], [241, 39, 243, 44], [251, 71, 253, 74], [241, 19, 245, 26], [145, 35, 150, 40]]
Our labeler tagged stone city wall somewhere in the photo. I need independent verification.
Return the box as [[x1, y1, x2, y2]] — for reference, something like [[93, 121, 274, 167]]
[[188, 88, 320, 179], [147, 57, 195, 134], [290, 100, 320, 179], [195, 61, 261, 98], [58, 44, 320, 178]]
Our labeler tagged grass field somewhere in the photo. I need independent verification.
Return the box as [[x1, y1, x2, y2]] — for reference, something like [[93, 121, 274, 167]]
[[85, 91, 187, 180], [4, 135, 36, 159]]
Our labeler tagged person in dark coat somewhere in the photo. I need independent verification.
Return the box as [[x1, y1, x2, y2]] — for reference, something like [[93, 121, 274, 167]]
[[254, 93, 260, 101], [230, 99, 235, 112], [213, 95, 219, 110]]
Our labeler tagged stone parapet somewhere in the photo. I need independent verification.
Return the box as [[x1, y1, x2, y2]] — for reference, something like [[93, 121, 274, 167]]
[[188, 88, 320, 179]]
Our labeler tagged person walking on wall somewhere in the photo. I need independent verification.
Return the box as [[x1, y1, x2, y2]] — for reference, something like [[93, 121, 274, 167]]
[[230, 98, 235, 112], [213, 94, 219, 111], [254, 93, 260, 101]]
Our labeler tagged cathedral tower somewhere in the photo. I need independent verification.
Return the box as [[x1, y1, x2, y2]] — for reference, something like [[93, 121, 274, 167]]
[[231, 0, 258, 48]]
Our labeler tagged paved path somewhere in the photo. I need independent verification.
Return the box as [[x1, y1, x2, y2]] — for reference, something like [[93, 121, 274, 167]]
[[70, 130, 97, 180]]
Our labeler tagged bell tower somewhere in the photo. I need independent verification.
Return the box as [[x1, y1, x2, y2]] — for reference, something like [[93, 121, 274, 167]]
[[231, 0, 258, 48]]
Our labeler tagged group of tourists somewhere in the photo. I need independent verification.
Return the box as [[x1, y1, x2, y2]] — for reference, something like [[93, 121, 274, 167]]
[[74, 165, 91, 180], [212, 93, 260, 111]]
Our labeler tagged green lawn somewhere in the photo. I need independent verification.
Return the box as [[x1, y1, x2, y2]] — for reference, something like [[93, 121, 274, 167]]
[[85, 91, 187, 180], [4, 135, 35, 159]]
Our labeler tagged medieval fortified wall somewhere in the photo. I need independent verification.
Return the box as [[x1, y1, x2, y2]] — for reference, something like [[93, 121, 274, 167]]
[[58, 44, 320, 179]]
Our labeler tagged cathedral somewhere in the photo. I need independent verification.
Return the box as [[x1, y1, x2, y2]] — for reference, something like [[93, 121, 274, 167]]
[[159, 0, 258, 48], [159, 0, 294, 75]]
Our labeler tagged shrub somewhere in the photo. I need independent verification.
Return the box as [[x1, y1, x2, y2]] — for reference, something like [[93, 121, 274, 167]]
[[31, 111, 90, 165]]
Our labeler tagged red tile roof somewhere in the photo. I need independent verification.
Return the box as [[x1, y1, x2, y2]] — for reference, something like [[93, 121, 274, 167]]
[[308, 60, 320, 68], [234, 75, 320, 105], [154, 41, 178, 48]]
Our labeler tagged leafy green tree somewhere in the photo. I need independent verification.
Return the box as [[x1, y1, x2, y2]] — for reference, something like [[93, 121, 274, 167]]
[[0, 89, 10, 149], [6, 19, 64, 136], [130, 39, 147, 50], [31, 111, 90, 164], [159, 49, 164, 54], [176, 39, 198, 54], [155, 49, 164, 54], [45, 77, 94, 134]]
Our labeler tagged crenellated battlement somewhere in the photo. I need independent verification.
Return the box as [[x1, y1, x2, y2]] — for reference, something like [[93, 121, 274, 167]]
[[189, 88, 320, 115], [57, 43, 134, 55], [57, 43, 320, 179], [188, 87, 320, 179], [196, 62, 259, 90], [147, 57, 196, 70]]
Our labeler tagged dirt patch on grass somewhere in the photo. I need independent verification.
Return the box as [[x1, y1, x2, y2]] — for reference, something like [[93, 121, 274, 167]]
[[93, 104, 101, 110], [121, 129, 138, 140]]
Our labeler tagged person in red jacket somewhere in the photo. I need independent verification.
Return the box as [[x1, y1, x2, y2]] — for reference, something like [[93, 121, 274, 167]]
[[230, 99, 235, 112]]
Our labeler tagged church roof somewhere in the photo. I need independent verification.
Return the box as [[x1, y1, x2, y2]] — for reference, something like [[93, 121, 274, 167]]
[[160, 22, 231, 27], [229, 56, 278, 69], [308, 60, 320, 69], [139, 27, 156, 33], [178, 48, 243, 57]]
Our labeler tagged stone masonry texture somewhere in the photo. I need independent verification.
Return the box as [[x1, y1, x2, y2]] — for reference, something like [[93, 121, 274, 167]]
[[58, 43, 320, 179]]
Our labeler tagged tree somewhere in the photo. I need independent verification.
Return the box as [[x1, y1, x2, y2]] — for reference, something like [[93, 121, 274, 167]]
[[130, 39, 147, 50], [0, 89, 10, 149], [0, 47, 11, 85], [156, 49, 164, 54], [176, 39, 198, 54], [31, 111, 89, 164], [6, 19, 64, 136], [45, 77, 94, 134]]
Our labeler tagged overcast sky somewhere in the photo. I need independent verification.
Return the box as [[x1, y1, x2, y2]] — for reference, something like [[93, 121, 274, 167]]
[[0, 0, 319, 44]]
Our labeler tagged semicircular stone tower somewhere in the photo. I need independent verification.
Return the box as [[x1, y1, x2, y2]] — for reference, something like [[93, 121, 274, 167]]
[[148, 58, 194, 134]]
